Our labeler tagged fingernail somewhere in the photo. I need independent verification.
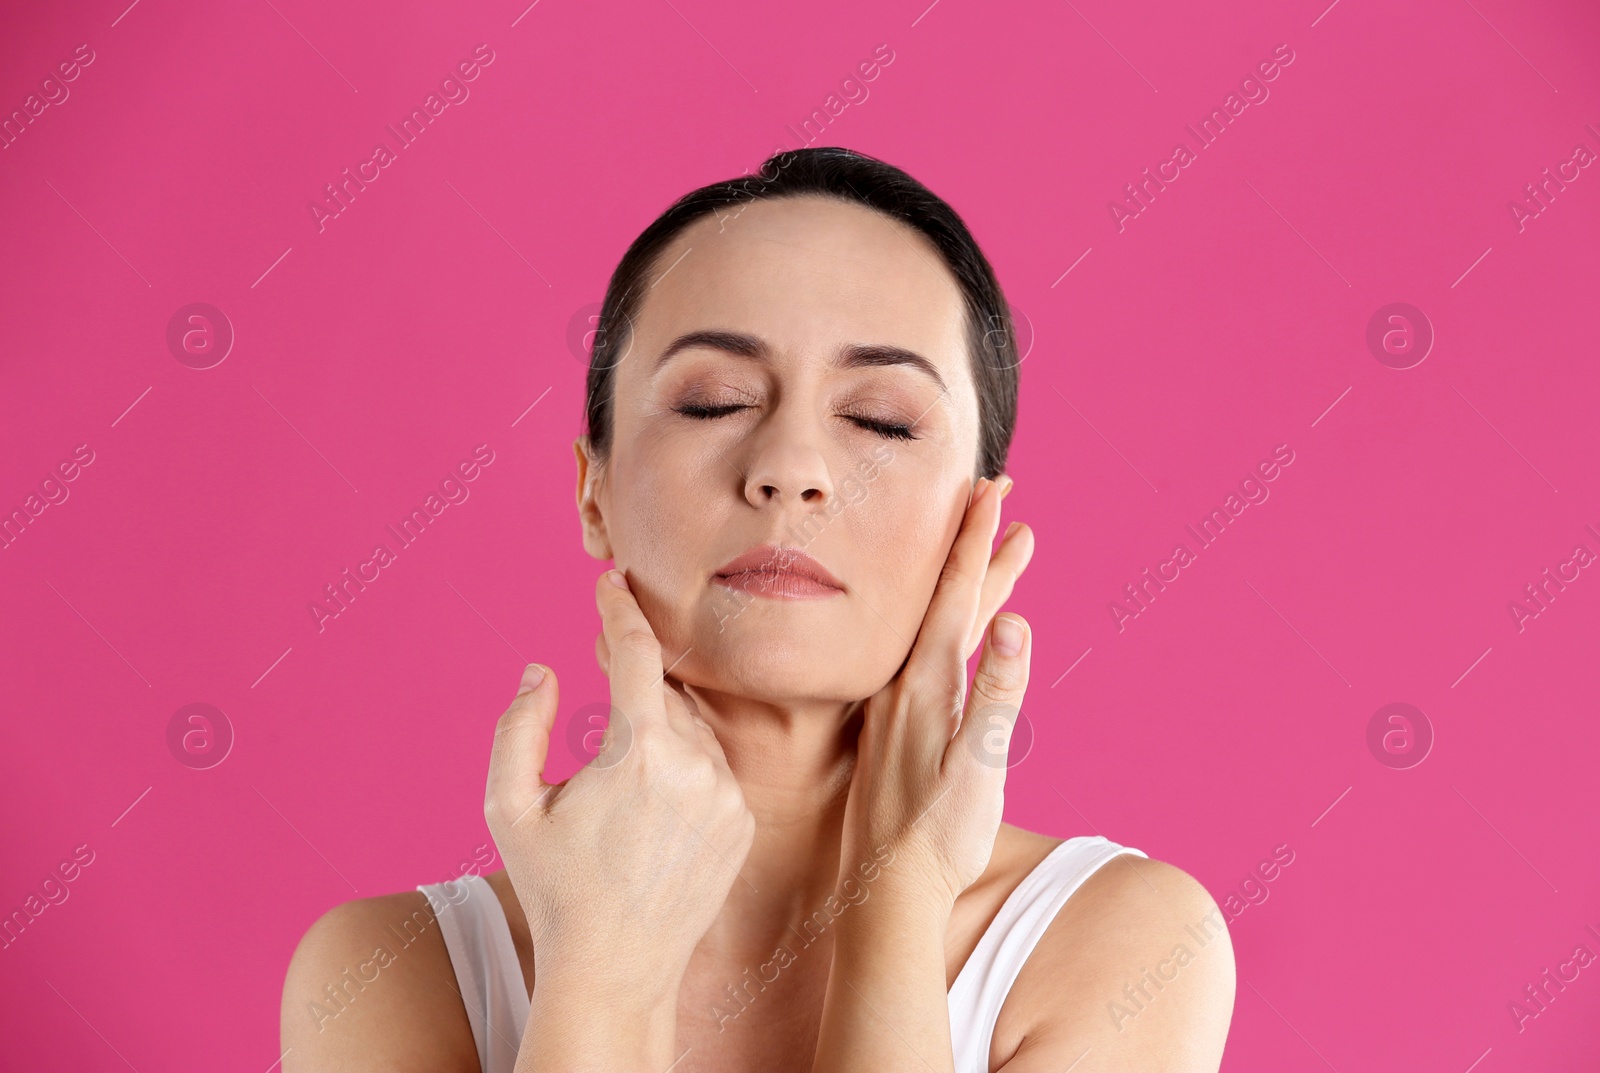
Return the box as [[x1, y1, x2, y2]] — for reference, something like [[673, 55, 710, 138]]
[[607, 569, 630, 590], [992, 615, 1025, 657], [520, 663, 547, 692], [1004, 521, 1020, 539], [972, 478, 991, 505], [999, 477, 1014, 499]]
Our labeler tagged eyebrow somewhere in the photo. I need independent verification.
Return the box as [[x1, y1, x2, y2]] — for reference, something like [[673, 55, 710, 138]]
[[651, 329, 948, 393]]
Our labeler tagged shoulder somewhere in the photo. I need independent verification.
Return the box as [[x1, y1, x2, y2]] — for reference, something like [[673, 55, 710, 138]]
[[280, 890, 478, 1073], [997, 839, 1236, 1073]]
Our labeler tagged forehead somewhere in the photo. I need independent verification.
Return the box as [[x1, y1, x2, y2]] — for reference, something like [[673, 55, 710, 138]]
[[624, 195, 972, 388]]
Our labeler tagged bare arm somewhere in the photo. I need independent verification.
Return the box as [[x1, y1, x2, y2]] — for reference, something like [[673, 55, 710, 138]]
[[280, 892, 478, 1073], [995, 857, 1236, 1073], [814, 883, 959, 1073]]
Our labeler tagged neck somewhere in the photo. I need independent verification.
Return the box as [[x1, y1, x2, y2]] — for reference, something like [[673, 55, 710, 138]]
[[678, 683, 865, 958]]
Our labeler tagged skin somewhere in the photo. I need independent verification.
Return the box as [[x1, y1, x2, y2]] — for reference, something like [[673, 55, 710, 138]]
[[280, 196, 1235, 1072]]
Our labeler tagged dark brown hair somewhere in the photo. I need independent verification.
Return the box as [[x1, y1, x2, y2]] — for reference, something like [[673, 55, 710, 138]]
[[582, 146, 1020, 479]]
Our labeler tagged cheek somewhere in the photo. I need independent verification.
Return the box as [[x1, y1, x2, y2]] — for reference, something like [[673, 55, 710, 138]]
[[610, 444, 720, 583], [849, 473, 964, 627], [604, 464, 714, 662]]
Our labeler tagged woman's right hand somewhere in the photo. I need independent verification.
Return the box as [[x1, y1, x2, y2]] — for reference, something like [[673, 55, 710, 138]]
[[484, 569, 756, 1018]]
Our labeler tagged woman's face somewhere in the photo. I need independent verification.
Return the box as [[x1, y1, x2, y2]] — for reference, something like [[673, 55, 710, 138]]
[[576, 194, 986, 705]]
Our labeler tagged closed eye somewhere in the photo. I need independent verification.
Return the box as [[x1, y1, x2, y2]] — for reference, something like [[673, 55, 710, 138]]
[[673, 404, 916, 441], [675, 403, 749, 420], [844, 415, 916, 441]]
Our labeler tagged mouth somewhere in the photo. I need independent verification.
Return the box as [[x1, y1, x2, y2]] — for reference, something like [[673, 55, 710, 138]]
[[712, 544, 845, 600]]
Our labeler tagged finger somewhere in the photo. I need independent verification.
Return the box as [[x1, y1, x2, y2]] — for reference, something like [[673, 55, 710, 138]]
[[595, 569, 668, 729], [663, 673, 703, 724], [658, 672, 716, 749], [963, 521, 1035, 660], [485, 663, 562, 829], [687, 709, 733, 768], [655, 683, 699, 744], [953, 612, 1032, 771], [656, 674, 737, 774], [909, 474, 1008, 679], [595, 629, 610, 677]]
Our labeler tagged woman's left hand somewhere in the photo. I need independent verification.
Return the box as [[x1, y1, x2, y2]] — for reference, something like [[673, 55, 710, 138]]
[[837, 474, 1035, 915]]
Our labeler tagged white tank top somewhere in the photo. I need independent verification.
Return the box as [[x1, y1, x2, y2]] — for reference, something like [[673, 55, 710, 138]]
[[417, 834, 1145, 1073]]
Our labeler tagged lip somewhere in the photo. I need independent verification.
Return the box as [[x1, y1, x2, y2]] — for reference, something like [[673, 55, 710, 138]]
[[712, 544, 845, 600]]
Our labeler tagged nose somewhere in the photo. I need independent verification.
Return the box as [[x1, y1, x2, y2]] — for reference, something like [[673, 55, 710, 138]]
[[740, 410, 836, 511]]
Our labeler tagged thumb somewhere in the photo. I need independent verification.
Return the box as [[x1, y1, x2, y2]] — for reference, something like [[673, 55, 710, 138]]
[[485, 663, 561, 829]]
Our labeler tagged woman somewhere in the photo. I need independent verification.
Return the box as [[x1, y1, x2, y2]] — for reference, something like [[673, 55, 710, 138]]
[[281, 146, 1235, 1072]]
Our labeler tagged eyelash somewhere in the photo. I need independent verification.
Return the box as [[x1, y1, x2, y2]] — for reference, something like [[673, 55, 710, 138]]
[[674, 403, 917, 441]]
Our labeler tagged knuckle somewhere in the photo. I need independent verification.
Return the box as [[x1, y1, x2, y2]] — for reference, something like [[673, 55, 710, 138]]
[[971, 667, 1022, 706], [938, 558, 972, 591], [482, 788, 509, 825], [714, 776, 745, 810], [909, 677, 960, 719], [498, 687, 545, 723], [629, 719, 667, 755], [683, 753, 719, 790], [488, 712, 521, 751], [616, 627, 662, 660], [493, 699, 529, 728]]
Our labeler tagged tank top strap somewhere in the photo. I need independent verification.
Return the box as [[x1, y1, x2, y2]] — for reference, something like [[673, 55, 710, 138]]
[[416, 873, 531, 1073], [947, 835, 1147, 1072]]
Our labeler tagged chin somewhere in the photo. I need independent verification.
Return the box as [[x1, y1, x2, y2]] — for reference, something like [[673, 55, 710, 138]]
[[682, 608, 897, 705]]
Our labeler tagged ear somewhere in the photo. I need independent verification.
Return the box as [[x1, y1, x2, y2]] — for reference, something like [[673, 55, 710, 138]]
[[573, 436, 613, 560]]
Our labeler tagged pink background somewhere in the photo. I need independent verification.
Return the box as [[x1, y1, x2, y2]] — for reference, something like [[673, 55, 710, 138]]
[[2, 0, 1597, 1069]]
